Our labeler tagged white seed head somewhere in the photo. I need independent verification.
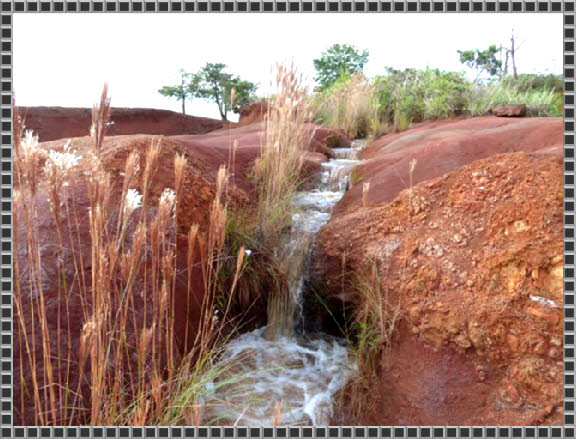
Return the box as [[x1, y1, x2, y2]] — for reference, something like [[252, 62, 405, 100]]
[[159, 188, 176, 212], [45, 148, 81, 174], [124, 188, 142, 216], [20, 130, 40, 157]]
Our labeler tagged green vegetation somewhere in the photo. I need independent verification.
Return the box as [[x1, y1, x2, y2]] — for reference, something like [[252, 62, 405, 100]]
[[194, 63, 257, 121], [313, 44, 369, 91], [310, 39, 560, 139], [158, 68, 200, 115], [465, 78, 562, 117], [159, 64, 257, 120], [311, 67, 562, 139], [311, 74, 378, 139], [458, 45, 503, 81]]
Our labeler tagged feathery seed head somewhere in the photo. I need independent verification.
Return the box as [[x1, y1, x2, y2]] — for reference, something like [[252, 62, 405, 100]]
[[124, 188, 142, 217], [159, 188, 176, 212]]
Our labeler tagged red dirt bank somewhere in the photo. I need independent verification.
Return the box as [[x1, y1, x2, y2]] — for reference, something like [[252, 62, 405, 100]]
[[14, 120, 350, 425], [336, 116, 562, 214], [20, 106, 230, 141], [313, 116, 563, 425]]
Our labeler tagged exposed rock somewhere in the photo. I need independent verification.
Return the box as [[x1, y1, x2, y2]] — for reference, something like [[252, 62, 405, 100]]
[[492, 104, 527, 117], [334, 116, 561, 213], [171, 121, 349, 192], [15, 120, 350, 425], [236, 99, 269, 126], [312, 146, 562, 425], [20, 106, 230, 141]]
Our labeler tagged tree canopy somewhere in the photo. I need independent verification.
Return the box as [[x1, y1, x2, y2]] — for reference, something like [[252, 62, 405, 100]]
[[195, 63, 257, 121], [313, 44, 369, 91], [157, 69, 200, 115], [457, 45, 503, 81], [158, 64, 257, 120]]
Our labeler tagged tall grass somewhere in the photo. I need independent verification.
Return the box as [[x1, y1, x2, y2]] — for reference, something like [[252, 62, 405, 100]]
[[466, 81, 562, 116], [312, 74, 382, 139], [312, 68, 561, 138], [254, 64, 313, 244], [344, 260, 402, 422], [14, 85, 246, 425]]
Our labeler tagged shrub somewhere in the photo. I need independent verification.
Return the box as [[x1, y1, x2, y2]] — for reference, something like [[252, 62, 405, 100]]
[[374, 67, 470, 124], [466, 78, 562, 117]]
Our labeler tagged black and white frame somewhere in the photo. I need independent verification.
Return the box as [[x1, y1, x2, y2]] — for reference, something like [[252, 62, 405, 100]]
[[0, 0, 573, 437]]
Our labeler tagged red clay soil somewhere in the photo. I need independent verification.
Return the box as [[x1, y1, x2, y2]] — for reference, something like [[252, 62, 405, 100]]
[[20, 106, 230, 142], [171, 122, 350, 194], [14, 134, 230, 424], [335, 116, 562, 214], [314, 150, 563, 425], [14, 121, 351, 425]]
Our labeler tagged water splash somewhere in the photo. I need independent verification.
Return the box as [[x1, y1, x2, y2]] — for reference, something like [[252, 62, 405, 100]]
[[204, 329, 355, 426]]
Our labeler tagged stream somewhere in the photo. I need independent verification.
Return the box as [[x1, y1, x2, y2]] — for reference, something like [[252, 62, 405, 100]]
[[204, 140, 366, 426]]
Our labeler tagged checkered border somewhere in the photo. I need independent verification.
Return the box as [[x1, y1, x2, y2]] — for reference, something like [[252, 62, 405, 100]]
[[0, 1, 573, 12], [0, 0, 573, 436]]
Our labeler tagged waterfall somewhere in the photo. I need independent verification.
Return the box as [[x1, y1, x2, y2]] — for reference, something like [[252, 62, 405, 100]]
[[204, 141, 366, 426]]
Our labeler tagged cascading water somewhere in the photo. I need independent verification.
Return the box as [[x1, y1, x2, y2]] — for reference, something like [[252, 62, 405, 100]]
[[204, 140, 366, 426]]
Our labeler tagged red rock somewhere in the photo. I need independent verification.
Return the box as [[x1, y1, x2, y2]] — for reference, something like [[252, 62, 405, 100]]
[[20, 106, 229, 142], [506, 384, 521, 403], [492, 104, 527, 117], [311, 117, 563, 426], [334, 116, 562, 213], [236, 99, 269, 126]]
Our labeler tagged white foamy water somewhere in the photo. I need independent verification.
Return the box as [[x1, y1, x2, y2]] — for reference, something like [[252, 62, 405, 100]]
[[204, 140, 366, 426], [204, 329, 356, 426]]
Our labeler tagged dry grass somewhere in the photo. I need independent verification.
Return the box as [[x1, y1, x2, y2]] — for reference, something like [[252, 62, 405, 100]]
[[251, 64, 320, 341], [312, 74, 382, 139], [254, 63, 313, 245], [342, 259, 402, 422], [13, 85, 246, 426], [272, 401, 281, 426]]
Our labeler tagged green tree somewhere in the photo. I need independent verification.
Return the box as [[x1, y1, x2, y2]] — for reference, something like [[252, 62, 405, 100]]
[[195, 63, 257, 121], [313, 44, 369, 91], [158, 69, 200, 115], [457, 45, 502, 82]]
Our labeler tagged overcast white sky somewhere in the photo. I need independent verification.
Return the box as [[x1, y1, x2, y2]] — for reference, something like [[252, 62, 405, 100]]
[[14, 13, 561, 121]]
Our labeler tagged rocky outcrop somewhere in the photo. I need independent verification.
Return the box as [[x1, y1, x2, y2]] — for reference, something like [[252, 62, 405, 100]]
[[334, 116, 562, 214], [237, 100, 269, 126], [311, 117, 563, 425], [20, 106, 230, 141], [492, 104, 527, 117]]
